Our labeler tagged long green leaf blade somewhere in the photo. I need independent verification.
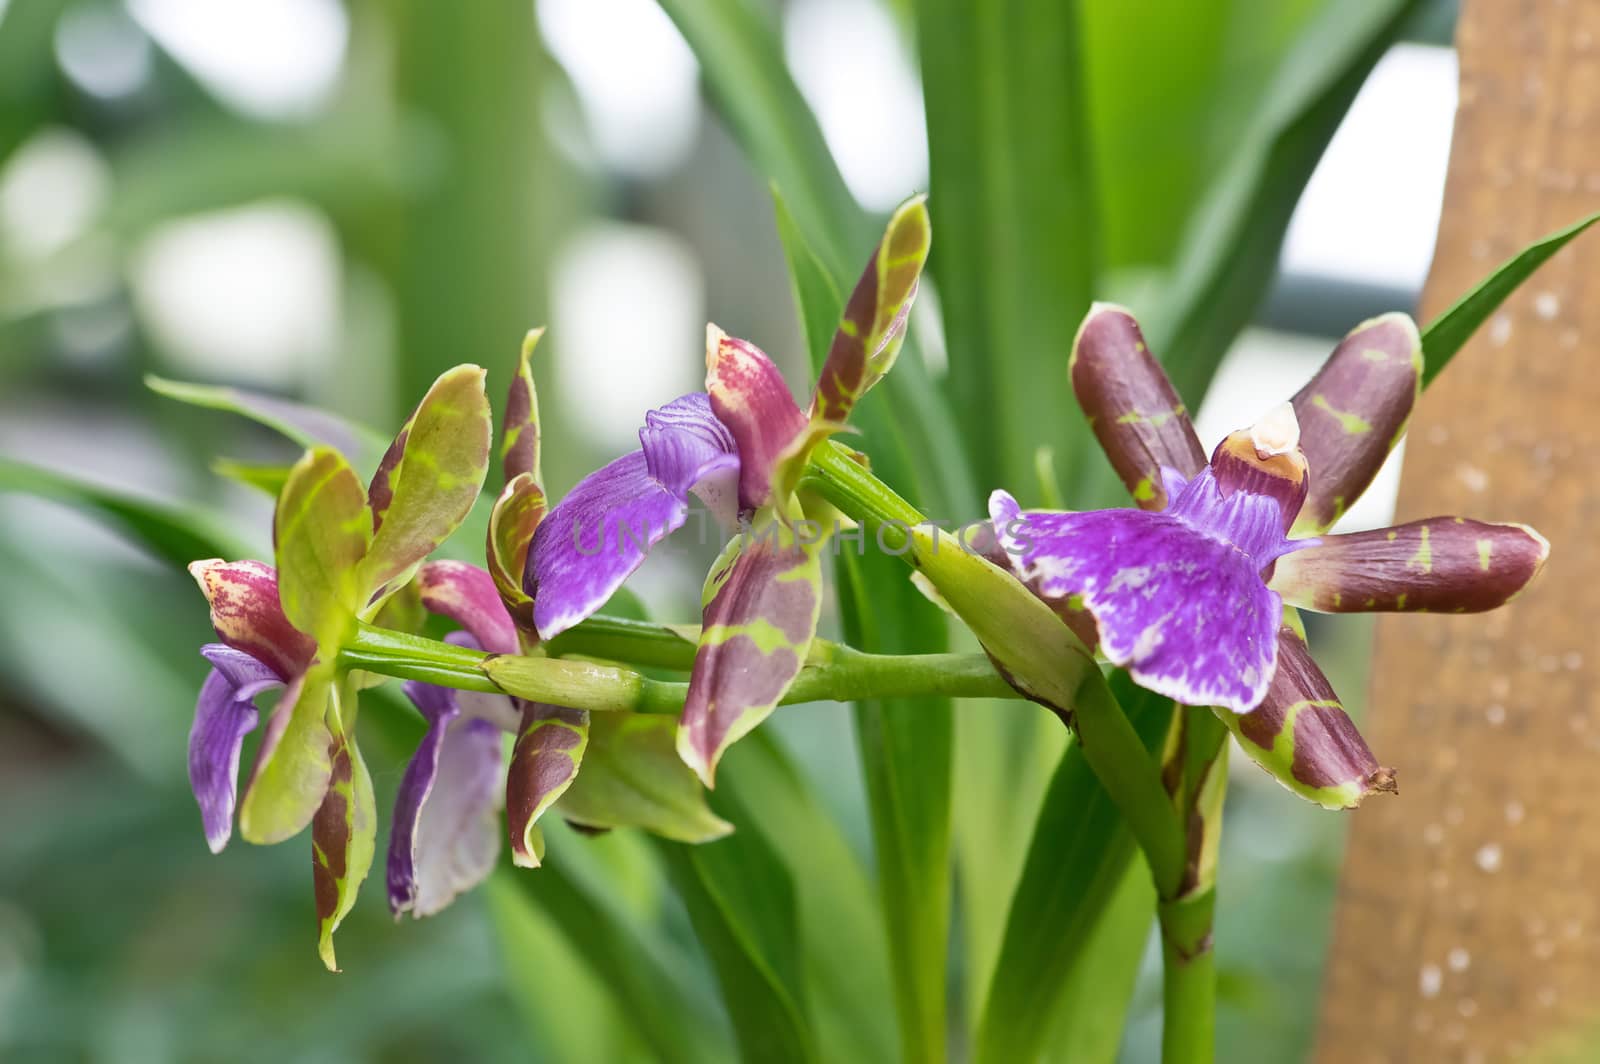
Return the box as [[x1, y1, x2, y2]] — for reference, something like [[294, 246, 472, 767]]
[[0, 457, 253, 565], [915, 0, 1099, 499], [1420, 209, 1600, 386], [975, 680, 1171, 1064], [1142, 0, 1422, 413]]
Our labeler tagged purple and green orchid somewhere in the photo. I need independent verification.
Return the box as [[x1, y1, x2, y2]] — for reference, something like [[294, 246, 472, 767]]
[[526, 195, 931, 785], [992, 304, 1549, 807]]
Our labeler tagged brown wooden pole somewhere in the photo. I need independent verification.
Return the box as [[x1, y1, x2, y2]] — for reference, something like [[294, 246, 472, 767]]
[[1315, 1, 1600, 1060]]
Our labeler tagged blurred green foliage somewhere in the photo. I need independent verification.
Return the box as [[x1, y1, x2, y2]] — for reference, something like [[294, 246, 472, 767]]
[[0, 1, 1455, 1061]]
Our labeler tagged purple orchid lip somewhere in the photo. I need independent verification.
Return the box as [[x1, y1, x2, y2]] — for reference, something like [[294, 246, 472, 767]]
[[388, 632, 512, 918], [190, 643, 284, 854]]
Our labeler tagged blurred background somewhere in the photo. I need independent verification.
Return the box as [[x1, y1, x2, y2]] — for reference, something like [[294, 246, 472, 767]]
[[0, 0, 1462, 1060]]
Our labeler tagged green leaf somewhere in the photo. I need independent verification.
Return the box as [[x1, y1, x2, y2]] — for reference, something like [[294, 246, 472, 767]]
[[771, 184, 843, 373], [361, 364, 493, 599], [915, 0, 1099, 499], [765, 181, 957, 1060], [560, 712, 732, 843], [0, 457, 253, 566], [974, 680, 1171, 1063], [1421, 209, 1600, 386], [838, 551, 953, 1064], [146, 374, 389, 473], [656, 0, 863, 279], [510, 835, 733, 1064], [662, 811, 817, 1064], [273, 446, 372, 650], [210, 459, 294, 497], [1139, 0, 1422, 414], [717, 734, 897, 1064], [1084, 0, 1327, 270]]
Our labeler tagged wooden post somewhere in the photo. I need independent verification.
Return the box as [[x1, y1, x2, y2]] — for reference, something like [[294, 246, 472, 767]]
[[1316, 1, 1600, 1060]]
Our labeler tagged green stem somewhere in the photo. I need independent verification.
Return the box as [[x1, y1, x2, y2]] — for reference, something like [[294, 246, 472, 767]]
[[547, 613, 842, 670], [1158, 889, 1216, 1064], [806, 439, 1188, 895], [341, 621, 1022, 716]]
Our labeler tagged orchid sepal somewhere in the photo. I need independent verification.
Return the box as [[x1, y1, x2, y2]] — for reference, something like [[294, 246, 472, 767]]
[[1221, 622, 1395, 810], [1269, 517, 1550, 613], [312, 687, 377, 972], [502, 327, 545, 487], [810, 193, 931, 423], [1289, 312, 1422, 535], [506, 701, 590, 867], [1068, 303, 1207, 510], [676, 500, 825, 787], [361, 364, 493, 603]]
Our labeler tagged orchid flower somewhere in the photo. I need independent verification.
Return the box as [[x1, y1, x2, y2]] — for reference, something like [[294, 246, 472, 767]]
[[993, 304, 1549, 807], [527, 196, 932, 784], [187, 365, 494, 968]]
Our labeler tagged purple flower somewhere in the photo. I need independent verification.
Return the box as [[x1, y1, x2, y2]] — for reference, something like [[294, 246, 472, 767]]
[[995, 304, 1549, 806], [525, 197, 932, 783], [186, 559, 314, 852]]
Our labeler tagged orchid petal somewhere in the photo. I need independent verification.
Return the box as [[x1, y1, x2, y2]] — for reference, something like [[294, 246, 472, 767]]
[[416, 560, 519, 655], [362, 365, 493, 600], [528, 393, 737, 639], [189, 559, 314, 682], [677, 507, 824, 786], [488, 473, 546, 634], [705, 328, 807, 512], [1012, 507, 1281, 713], [502, 328, 545, 487], [189, 645, 282, 853], [312, 720, 376, 971], [274, 447, 372, 650], [1269, 517, 1549, 613], [561, 712, 732, 842], [1290, 312, 1422, 534], [1223, 624, 1395, 809], [1069, 304, 1207, 509], [388, 681, 504, 917], [810, 194, 931, 423], [237, 664, 335, 845], [506, 702, 589, 867]]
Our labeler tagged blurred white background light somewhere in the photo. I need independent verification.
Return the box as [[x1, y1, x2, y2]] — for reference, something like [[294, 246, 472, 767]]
[[538, 0, 700, 179], [130, 201, 342, 387], [1283, 43, 1458, 289], [128, 0, 348, 119], [784, 0, 928, 211], [551, 223, 705, 453]]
